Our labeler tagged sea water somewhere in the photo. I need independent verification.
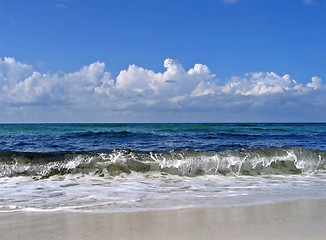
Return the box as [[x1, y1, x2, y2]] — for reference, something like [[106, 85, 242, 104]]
[[0, 123, 325, 212]]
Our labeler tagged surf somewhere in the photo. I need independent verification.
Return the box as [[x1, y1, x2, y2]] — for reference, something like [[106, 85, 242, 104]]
[[1, 147, 325, 179]]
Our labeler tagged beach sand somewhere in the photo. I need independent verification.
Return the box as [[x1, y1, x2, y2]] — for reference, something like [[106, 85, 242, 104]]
[[1, 199, 326, 240]]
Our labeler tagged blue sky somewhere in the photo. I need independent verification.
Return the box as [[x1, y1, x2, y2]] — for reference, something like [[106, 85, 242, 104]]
[[0, 0, 325, 122]]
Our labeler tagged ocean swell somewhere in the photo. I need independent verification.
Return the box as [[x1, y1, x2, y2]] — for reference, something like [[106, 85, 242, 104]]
[[0, 147, 325, 179]]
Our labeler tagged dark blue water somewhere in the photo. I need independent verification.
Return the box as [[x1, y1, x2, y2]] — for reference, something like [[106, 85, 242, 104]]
[[1, 123, 325, 153]]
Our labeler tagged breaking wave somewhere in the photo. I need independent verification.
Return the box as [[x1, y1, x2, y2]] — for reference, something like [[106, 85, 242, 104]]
[[0, 147, 325, 179]]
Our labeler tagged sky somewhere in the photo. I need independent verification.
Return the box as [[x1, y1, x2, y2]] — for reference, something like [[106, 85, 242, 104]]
[[0, 0, 325, 123]]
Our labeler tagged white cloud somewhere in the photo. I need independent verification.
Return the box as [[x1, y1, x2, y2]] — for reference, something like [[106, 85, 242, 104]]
[[0, 57, 33, 85], [0, 57, 324, 122], [221, 72, 302, 96], [0, 58, 112, 106], [307, 76, 322, 89], [96, 58, 215, 106]]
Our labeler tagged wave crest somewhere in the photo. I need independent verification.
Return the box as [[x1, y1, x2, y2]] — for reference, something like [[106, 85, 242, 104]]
[[0, 147, 325, 178]]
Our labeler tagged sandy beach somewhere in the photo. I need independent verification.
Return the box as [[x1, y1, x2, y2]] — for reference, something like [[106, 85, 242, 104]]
[[1, 198, 326, 240]]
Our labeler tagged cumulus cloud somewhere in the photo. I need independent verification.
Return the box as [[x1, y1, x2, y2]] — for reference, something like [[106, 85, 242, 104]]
[[221, 72, 304, 96], [0, 57, 33, 84], [0, 58, 111, 106], [0, 56, 324, 122], [307, 76, 322, 89], [95, 58, 216, 108]]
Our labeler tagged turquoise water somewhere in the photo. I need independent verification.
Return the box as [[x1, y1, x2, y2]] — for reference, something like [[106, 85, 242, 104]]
[[0, 123, 326, 212]]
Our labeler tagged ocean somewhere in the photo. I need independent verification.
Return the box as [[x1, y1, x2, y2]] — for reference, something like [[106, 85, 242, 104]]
[[0, 123, 326, 213]]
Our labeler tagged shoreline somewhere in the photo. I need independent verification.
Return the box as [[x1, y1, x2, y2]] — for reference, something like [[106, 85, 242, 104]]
[[1, 199, 326, 240]]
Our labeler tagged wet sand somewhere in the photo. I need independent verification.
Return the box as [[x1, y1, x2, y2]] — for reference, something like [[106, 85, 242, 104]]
[[1, 199, 326, 240]]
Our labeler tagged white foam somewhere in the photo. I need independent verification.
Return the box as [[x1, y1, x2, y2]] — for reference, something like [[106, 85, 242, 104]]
[[1, 173, 326, 213]]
